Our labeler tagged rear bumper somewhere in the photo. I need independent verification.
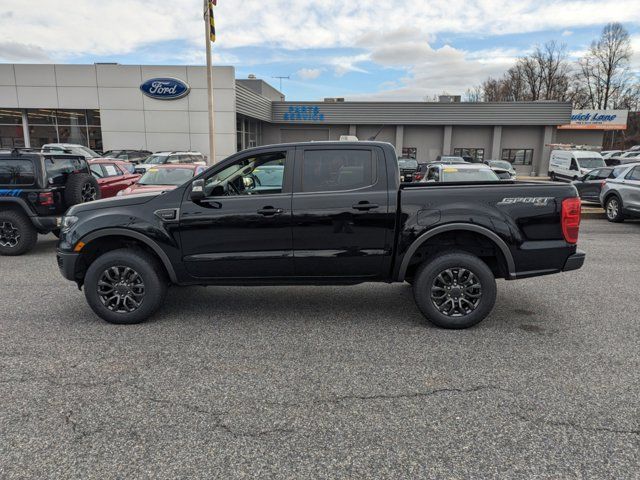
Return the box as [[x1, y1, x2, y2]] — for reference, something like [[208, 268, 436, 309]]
[[562, 250, 586, 272], [31, 215, 61, 233], [57, 250, 80, 281]]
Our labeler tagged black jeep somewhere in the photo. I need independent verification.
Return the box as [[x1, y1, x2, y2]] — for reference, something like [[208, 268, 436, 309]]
[[0, 148, 101, 256]]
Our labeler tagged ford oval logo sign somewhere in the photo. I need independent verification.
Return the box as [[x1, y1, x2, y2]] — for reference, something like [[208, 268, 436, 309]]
[[140, 77, 190, 100]]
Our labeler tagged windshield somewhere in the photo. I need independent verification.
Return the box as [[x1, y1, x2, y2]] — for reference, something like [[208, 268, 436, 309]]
[[438, 157, 466, 164], [441, 168, 500, 182], [398, 158, 418, 169], [138, 167, 194, 186], [488, 160, 513, 170], [145, 155, 168, 165], [578, 158, 606, 169]]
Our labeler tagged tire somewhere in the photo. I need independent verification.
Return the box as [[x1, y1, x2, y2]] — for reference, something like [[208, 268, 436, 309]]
[[0, 209, 38, 256], [64, 173, 101, 208], [549, 172, 555, 181], [605, 195, 625, 223], [413, 251, 497, 329], [84, 248, 167, 324]]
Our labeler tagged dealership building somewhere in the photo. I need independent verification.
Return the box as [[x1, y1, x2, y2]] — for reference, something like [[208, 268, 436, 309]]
[[0, 63, 627, 175]]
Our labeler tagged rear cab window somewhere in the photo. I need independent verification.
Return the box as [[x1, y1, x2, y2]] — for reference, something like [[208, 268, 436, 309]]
[[301, 149, 376, 192], [0, 159, 35, 185]]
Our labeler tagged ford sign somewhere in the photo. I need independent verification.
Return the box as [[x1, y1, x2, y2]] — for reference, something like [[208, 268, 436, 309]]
[[140, 78, 190, 100]]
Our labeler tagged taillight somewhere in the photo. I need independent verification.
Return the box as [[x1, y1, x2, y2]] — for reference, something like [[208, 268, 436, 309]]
[[414, 174, 423, 181], [38, 192, 54, 206], [561, 197, 581, 244]]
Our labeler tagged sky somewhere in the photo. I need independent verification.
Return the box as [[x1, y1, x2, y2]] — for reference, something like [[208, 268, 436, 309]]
[[0, 0, 638, 101]]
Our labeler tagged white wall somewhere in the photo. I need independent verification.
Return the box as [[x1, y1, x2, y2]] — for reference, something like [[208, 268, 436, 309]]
[[0, 64, 236, 163]]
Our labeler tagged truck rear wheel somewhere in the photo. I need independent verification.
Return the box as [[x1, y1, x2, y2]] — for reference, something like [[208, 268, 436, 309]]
[[84, 248, 167, 324], [413, 251, 496, 329], [0, 210, 38, 256]]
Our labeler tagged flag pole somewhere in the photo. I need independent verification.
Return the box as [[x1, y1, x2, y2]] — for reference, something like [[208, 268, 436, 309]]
[[204, 0, 215, 164]]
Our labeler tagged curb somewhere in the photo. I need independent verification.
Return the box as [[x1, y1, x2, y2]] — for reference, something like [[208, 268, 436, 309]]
[[582, 209, 606, 219]]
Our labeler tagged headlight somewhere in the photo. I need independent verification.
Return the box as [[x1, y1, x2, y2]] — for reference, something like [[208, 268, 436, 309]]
[[61, 215, 79, 231]]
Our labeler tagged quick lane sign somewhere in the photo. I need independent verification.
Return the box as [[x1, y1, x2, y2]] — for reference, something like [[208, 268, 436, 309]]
[[558, 109, 628, 130]]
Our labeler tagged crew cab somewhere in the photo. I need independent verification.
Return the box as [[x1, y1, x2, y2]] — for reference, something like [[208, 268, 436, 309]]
[[57, 141, 585, 329]]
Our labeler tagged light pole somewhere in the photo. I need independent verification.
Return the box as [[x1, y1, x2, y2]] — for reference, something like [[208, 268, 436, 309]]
[[204, 0, 216, 164]]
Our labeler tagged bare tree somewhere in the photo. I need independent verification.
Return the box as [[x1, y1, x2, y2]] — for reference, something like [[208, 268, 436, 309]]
[[577, 23, 633, 109]]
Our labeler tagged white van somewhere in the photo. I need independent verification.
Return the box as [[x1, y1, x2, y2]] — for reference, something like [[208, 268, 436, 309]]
[[548, 150, 606, 181]]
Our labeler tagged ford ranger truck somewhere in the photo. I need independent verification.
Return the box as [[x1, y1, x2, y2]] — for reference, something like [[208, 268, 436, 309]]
[[57, 142, 585, 329]]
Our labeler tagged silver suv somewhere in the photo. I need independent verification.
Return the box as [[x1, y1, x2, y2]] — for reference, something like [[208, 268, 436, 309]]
[[600, 162, 640, 222]]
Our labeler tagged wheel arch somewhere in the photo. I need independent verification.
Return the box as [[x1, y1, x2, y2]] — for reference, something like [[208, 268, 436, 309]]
[[79, 228, 178, 283], [397, 223, 516, 281]]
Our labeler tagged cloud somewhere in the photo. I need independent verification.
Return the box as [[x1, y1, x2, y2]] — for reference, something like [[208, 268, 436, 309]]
[[297, 68, 322, 80], [562, 30, 574, 36], [0, 42, 50, 62]]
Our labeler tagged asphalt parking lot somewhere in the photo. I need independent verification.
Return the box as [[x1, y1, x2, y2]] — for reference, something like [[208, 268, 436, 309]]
[[1, 218, 639, 479]]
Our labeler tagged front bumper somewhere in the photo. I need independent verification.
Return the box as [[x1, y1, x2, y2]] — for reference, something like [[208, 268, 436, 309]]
[[57, 250, 81, 281], [562, 250, 586, 272]]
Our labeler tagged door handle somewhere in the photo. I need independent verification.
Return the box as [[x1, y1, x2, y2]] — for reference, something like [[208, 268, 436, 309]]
[[257, 207, 284, 216], [352, 202, 379, 211]]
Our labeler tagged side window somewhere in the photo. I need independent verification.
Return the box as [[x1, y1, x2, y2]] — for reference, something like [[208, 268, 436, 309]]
[[102, 164, 122, 177], [584, 170, 599, 181], [120, 162, 136, 174], [0, 159, 35, 185], [203, 151, 287, 197], [166, 155, 180, 164], [570, 159, 579, 170], [596, 169, 612, 180], [302, 149, 374, 192], [89, 164, 104, 178], [627, 167, 640, 181]]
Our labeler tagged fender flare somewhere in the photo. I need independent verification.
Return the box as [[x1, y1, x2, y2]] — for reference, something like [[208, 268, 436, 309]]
[[0, 197, 34, 216], [397, 223, 516, 281], [80, 228, 178, 283]]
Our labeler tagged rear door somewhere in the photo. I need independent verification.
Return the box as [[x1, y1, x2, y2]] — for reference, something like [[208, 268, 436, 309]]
[[291, 145, 393, 278], [578, 169, 604, 202]]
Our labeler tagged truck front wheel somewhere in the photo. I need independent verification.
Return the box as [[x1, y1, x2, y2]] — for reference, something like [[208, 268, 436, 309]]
[[413, 251, 497, 329], [84, 248, 167, 324]]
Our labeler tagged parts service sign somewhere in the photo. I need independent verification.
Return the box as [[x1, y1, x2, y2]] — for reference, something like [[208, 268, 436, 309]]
[[558, 110, 628, 130], [140, 78, 190, 100]]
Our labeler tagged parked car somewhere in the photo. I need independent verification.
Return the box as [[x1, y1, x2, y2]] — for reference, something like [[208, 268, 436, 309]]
[[88, 159, 141, 198], [601, 150, 623, 159], [571, 166, 628, 203], [117, 164, 205, 196], [414, 163, 429, 182], [422, 163, 501, 183], [600, 162, 640, 222], [398, 157, 418, 182], [485, 160, 517, 180], [548, 150, 606, 181], [102, 149, 153, 164], [41, 143, 101, 160], [56, 141, 584, 329], [0, 148, 100, 255], [606, 151, 640, 166], [136, 151, 206, 173]]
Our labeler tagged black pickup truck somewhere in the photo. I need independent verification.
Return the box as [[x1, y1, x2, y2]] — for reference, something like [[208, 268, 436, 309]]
[[57, 141, 585, 329]]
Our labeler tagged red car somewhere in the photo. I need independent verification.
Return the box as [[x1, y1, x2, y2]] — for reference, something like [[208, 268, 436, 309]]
[[89, 159, 141, 198], [117, 164, 206, 196]]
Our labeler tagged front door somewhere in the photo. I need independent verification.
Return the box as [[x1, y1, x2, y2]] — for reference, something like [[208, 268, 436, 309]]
[[178, 148, 294, 279], [291, 145, 393, 278]]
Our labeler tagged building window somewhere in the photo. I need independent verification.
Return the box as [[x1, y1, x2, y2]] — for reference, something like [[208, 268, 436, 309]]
[[0, 109, 25, 148], [453, 148, 484, 162], [236, 114, 262, 152], [26, 109, 102, 150], [402, 147, 417, 159], [502, 148, 533, 165]]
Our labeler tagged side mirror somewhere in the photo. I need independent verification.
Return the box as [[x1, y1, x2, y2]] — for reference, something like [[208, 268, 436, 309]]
[[190, 179, 205, 201]]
